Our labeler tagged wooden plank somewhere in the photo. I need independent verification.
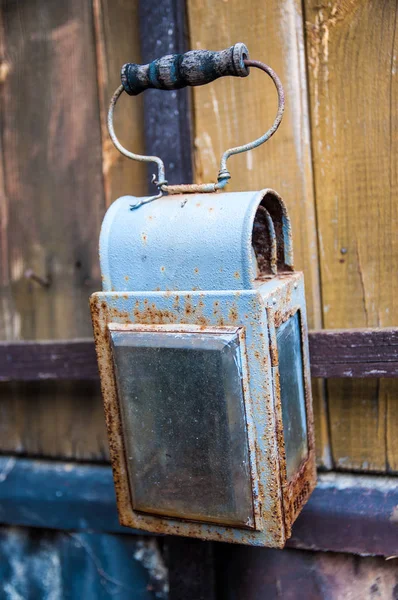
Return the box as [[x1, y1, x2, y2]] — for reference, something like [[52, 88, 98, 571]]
[[166, 537, 216, 600], [138, 0, 193, 188], [0, 456, 125, 533], [0, 9, 12, 341], [0, 528, 165, 600], [137, 4, 214, 597], [309, 328, 398, 378], [0, 340, 98, 382], [289, 472, 398, 556], [217, 544, 398, 599], [2, 327, 398, 381], [385, 378, 398, 472], [304, 0, 398, 472], [0, 0, 107, 460], [187, 0, 330, 469], [93, 0, 147, 207], [1, 456, 398, 558]]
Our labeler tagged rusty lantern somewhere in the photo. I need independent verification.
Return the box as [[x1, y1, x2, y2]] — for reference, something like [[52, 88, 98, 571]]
[[90, 43, 316, 547]]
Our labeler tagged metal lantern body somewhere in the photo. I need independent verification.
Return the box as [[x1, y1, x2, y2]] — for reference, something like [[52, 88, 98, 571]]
[[91, 189, 316, 548]]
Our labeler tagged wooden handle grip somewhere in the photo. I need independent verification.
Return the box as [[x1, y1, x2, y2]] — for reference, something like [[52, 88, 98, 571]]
[[121, 43, 250, 96]]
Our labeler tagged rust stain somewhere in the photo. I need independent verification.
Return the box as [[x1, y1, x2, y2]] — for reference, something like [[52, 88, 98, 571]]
[[265, 290, 316, 534], [90, 273, 314, 547], [89, 295, 132, 520], [252, 204, 277, 276], [133, 303, 174, 324], [228, 305, 239, 323], [184, 295, 194, 317], [234, 271, 240, 279]]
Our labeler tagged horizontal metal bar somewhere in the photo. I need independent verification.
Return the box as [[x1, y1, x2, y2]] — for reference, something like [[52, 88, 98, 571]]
[[0, 456, 396, 556], [1, 328, 398, 382]]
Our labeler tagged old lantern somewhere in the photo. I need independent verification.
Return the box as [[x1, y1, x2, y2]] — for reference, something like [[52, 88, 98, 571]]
[[91, 43, 316, 547]]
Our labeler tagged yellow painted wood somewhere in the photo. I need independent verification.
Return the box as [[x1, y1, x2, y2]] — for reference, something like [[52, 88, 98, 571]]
[[93, 0, 147, 207], [188, 0, 331, 467], [385, 379, 398, 472], [305, 0, 398, 471]]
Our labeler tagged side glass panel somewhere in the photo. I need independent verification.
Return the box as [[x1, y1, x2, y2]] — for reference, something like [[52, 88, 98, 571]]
[[276, 313, 308, 480], [110, 328, 254, 528]]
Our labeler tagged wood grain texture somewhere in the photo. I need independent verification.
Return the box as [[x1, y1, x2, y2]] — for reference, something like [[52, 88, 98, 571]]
[[217, 545, 398, 599], [166, 537, 216, 600], [138, 0, 193, 188], [187, 0, 331, 468], [0, 0, 108, 459], [304, 0, 398, 472], [2, 456, 398, 557], [0, 340, 98, 382], [2, 328, 398, 382], [93, 0, 147, 206], [289, 472, 398, 556], [309, 328, 398, 378], [137, 5, 214, 593]]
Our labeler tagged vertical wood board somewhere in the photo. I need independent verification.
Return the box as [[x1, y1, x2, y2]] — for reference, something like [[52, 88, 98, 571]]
[[304, 0, 398, 471], [0, 0, 107, 459], [187, 0, 331, 467], [93, 0, 147, 207], [217, 544, 398, 599], [138, 0, 193, 189]]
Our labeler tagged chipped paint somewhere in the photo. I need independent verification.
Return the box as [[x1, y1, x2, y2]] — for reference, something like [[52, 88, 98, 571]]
[[91, 184, 315, 548], [99, 189, 292, 293]]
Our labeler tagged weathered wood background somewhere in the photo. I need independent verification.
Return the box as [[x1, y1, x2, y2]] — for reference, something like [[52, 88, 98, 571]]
[[0, 0, 397, 596], [1, 0, 396, 470]]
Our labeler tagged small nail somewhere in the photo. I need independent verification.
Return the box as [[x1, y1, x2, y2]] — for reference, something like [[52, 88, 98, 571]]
[[24, 269, 51, 288]]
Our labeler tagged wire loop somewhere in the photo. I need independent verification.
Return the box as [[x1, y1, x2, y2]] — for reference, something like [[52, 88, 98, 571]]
[[107, 59, 285, 195]]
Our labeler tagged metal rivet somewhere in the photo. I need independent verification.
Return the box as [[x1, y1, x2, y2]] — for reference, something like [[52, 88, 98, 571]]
[[272, 298, 277, 304], [294, 283, 298, 289]]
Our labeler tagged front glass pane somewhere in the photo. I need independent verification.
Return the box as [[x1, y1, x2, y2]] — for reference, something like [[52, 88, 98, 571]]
[[110, 328, 254, 528], [276, 313, 308, 479]]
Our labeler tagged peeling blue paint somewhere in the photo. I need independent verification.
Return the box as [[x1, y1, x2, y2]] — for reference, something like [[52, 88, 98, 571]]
[[0, 527, 167, 600]]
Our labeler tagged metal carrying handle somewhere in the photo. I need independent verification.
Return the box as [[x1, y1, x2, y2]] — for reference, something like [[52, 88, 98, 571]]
[[107, 43, 285, 198]]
